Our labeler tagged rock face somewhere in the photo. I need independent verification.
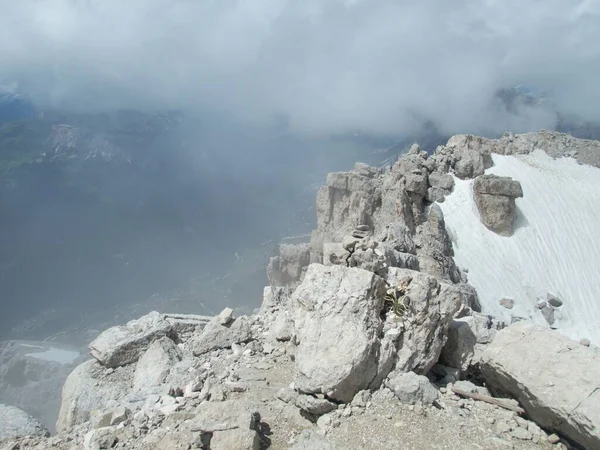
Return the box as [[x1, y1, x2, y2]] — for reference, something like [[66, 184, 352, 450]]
[[473, 174, 524, 236], [267, 243, 311, 287], [133, 337, 182, 392], [386, 268, 462, 374], [384, 371, 438, 405], [292, 264, 388, 402], [481, 322, 600, 450], [56, 360, 131, 432], [89, 311, 173, 368], [0, 403, 49, 440]]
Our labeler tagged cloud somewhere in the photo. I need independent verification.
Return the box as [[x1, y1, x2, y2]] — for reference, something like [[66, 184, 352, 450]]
[[1, 0, 599, 136]]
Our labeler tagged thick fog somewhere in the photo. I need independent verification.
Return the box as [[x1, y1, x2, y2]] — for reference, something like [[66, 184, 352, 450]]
[[1, 0, 600, 135]]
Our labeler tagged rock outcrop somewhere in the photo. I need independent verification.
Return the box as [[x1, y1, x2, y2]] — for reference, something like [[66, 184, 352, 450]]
[[481, 322, 600, 450], [89, 311, 173, 368], [473, 174, 524, 236]]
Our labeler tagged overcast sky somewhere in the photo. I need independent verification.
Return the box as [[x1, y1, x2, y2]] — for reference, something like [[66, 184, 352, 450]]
[[1, 0, 599, 136]]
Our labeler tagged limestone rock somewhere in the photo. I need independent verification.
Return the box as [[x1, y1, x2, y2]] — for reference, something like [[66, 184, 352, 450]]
[[187, 400, 258, 433], [415, 204, 460, 283], [83, 426, 117, 450], [473, 175, 523, 236], [290, 429, 338, 450], [480, 322, 600, 450], [260, 286, 293, 313], [292, 264, 388, 403], [56, 360, 131, 432], [428, 172, 454, 191], [267, 243, 311, 287], [386, 268, 462, 374], [473, 174, 523, 198], [447, 135, 493, 179], [133, 337, 181, 392], [192, 315, 253, 356], [0, 404, 49, 440], [323, 242, 350, 266], [384, 371, 438, 405], [89, 311, 173, 368], [163, 313, 211, 336], [439, 312, 505, 375], [210, 428, 260, 450]]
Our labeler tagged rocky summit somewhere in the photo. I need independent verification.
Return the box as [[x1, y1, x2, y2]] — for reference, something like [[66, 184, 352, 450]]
[[1, 131, 599, 450]]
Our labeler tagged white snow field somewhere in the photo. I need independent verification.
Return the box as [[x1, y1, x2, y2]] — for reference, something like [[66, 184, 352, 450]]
[[439, 150, 600, 344]]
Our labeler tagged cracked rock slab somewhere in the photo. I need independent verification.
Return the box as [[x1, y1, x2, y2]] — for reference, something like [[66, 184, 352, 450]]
[[480, 321, 600, 450]]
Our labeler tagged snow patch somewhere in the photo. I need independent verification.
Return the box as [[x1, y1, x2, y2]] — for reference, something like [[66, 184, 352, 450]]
[[440, 150, 600, 344]]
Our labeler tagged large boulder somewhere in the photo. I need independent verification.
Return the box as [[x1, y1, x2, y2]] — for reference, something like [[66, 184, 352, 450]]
[[384, 371, 439, 406], [89, 311, 173, 368], [473, 174, 523, 236], [386, 268, 462, 374], [480, 322, 600, 450], [191, 313, 253, 356], [0, 403, 49, 441], [133, 337, 182, 392], [56, 360, 131, 432], [292, 264, 388, 402]]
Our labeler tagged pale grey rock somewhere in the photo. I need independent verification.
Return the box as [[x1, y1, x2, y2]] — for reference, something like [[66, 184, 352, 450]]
[[474, 193, 518, 236], [133, 337, 181, 392], [386, 268, 462, 374], [378, 222, 416, 255], [294, 394, 338, 416], [0, 403, 49, 440], [83, 426, 117, 450], [404, 172, 428, 195], [452, 380, 490, 396], [384, 371, 438, 405], [290, 429, 338, 450], [192, 315, 253, 356], [187, 400, 257, 433], [163, 313, 211, 336], [89, 311, 173, 368], [210, 428, 260, 450], [415, 204, 461, 283], [428, 172, 454, 191], [292, 264, 388, 402], [269, 314, 293, 342], [56, 359, 131, 432], [267, 243, 311, 287], [322, 242, 349, 266], [260, 286, 293, 313], [481, 322, 600, 450], [473, 174, 523, 198], [426, 186, 447, 203], [440, 312, 504, 375], [473, 175, 523, 236], [219, 307, 234, 325]]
